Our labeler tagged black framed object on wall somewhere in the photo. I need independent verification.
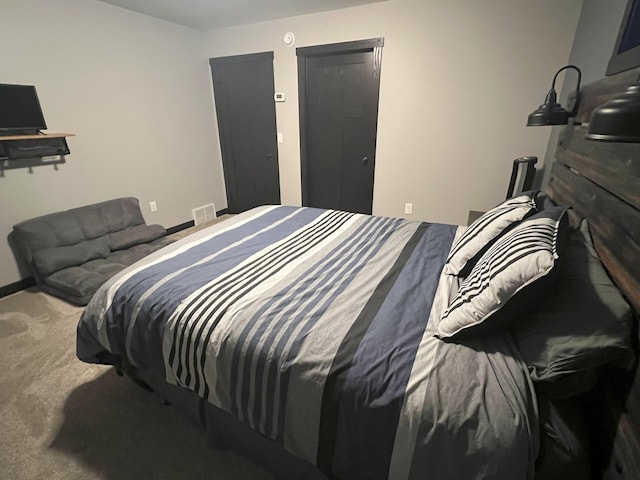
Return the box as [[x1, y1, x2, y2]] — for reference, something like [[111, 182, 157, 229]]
[[607, 0, 640, 75]]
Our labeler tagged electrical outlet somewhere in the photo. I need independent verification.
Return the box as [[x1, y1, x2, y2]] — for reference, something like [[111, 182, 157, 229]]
[[404, 203, 413, 215], [149, 201, 157, 212]]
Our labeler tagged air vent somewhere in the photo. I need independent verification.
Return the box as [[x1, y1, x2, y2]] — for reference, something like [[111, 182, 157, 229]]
[[191, 203, 216, 226]]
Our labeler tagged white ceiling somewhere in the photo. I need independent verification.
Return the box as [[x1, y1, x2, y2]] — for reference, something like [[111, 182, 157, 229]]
[[95, 0, 389, 31]]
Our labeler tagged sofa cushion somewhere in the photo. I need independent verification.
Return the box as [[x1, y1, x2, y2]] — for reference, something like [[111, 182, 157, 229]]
[[107, 238, 172, 264], [44, 261, 127, 302], [32, 238, 110, 276], [107, 249, 151, 267], [43, 238, 174, 305], [98, 197, 146, 232], [109, 224, 166, 251], [13, 197, 146, 263]]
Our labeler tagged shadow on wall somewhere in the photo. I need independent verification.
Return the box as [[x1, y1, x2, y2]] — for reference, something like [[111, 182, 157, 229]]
[[48, 370, 273, 480], [7, 231, 32, 280]]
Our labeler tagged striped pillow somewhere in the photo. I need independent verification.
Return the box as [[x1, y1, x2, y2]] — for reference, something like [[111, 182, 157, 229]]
[[443, 193, 538, 276], [437, 206, 568, 339]]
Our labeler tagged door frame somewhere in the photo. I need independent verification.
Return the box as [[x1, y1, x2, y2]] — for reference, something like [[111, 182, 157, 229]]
[[296, 38, 384, 208], [209, 51, 280, 212]]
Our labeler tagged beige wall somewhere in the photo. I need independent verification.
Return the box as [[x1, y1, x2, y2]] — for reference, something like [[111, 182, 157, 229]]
[[203, 0, 582, 224], [0, 0, 226, 286]]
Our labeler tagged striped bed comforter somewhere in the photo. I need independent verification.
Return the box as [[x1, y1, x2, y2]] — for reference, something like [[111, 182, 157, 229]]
[[77, 205, 538, 480]]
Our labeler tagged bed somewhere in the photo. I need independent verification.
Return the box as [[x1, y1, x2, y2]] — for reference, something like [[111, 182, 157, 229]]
[[76, 68, 640, 480]]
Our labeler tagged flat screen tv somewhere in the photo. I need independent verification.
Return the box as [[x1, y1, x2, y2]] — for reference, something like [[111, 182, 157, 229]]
[[607, 0, 640, 75], [0, 83, 47, 134]]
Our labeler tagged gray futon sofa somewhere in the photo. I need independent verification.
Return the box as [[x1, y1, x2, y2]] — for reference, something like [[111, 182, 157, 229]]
[[13, 197, 174, 306]]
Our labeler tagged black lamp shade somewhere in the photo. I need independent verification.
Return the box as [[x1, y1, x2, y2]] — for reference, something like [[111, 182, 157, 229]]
[[527, 89, 572, 126], [585, 83, 640, 142], [526, 65, 582, 127]]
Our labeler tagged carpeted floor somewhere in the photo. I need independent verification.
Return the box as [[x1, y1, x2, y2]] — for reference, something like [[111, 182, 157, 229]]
[[0, 218, 275, 480]]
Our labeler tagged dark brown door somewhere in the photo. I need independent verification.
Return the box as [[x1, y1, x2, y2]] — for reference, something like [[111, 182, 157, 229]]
[[210, 52, 280, 213], [297, 39, 383, 214]]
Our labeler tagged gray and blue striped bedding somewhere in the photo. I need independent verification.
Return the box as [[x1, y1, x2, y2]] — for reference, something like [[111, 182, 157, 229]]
[[77, 205, 538, 480]]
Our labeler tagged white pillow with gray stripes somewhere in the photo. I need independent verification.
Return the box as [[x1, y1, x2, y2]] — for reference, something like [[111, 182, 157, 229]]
[[437, 206, 568, 339], [443, 193, 538, 276]]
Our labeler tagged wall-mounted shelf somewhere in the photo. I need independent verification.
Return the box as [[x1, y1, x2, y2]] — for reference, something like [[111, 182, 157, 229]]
[[0, 132, 75, 141], [0, 132, 74, 174]]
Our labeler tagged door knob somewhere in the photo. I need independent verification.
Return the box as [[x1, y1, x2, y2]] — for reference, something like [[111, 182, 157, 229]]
[[362, 156, 368, 164], [266, 153, 273, 159]]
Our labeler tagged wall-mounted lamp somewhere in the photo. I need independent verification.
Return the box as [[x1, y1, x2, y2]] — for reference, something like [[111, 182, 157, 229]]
[[526, 65, 582, 126], [585, 80, 640, 142]]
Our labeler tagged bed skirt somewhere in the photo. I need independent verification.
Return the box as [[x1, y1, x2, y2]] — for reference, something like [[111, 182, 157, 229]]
[[124, 365, 329, 480]]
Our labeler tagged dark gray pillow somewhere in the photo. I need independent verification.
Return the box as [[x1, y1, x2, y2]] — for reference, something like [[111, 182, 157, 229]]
[[108, 224, 166, 251], [511, 219, 634, 396], [534, 193, 561, 211]]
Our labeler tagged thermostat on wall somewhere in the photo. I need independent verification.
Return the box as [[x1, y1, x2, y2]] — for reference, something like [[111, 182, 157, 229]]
[[274, 92, 286, 102]]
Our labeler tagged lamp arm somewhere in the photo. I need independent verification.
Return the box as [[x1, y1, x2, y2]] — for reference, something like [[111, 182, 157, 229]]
[[549, 65, 582, 117], [550, 64, 582, 91]]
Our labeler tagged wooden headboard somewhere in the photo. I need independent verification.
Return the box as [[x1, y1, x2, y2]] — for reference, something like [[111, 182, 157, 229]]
[[545, 67, 640, 479]]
